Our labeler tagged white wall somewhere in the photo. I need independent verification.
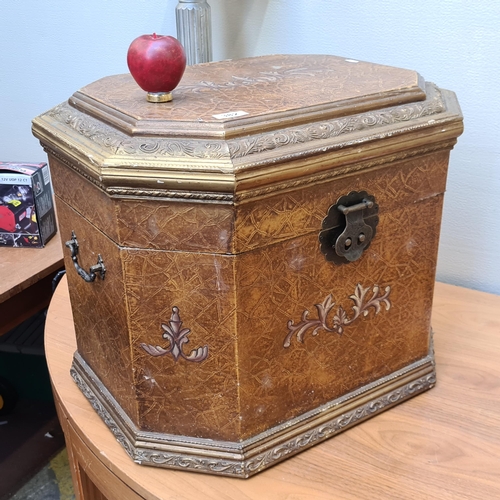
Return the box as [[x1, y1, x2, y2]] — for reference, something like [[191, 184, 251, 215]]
[[1, 1, 499, 294]]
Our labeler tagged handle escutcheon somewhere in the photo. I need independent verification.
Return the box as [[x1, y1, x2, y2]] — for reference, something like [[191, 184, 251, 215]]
[[65, 231, 106, 282]]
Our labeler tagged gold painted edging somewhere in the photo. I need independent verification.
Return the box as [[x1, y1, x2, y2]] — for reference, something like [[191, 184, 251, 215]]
[[32, 85, 463, 203], [71, 346, 436, 478]]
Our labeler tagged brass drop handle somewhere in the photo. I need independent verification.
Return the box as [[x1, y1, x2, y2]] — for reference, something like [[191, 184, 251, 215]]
[[65, 231, 106, 282]]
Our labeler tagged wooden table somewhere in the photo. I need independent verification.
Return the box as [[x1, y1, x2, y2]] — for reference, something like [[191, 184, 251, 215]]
[[0, 233, 64, 336], [45, 277, 500, 500]]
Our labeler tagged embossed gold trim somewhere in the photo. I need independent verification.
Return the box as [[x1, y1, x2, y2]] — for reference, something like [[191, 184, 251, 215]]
[[45, 140, 457, 205], [42, 102, 231, 159], [32, 85, 462, 203], [227, 83, 445, 159], [71, 340, 435, 478], [235, 141, 457, 202], [41, 84, 445, 161]]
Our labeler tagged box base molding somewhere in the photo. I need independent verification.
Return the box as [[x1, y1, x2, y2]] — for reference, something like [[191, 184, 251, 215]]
[[71, 349, 435, 478]]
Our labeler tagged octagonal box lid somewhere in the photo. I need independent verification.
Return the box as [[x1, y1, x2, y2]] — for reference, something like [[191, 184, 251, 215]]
[[33, 54, 462, 205]]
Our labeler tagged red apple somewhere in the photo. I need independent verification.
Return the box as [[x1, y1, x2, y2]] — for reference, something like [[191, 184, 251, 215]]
[[127, 33, 186, 101]]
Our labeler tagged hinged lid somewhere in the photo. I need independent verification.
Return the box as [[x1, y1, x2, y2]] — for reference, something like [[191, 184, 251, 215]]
[[67, 54, 427, 138], [32, 54, 463, 203]]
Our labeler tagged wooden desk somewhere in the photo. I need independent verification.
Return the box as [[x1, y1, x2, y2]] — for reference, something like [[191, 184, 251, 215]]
[[45, 277, 500, 500], [0, 233, 64, 336]]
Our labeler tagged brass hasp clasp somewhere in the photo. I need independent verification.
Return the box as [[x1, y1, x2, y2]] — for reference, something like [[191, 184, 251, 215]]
[[319, 191, 379, 265]]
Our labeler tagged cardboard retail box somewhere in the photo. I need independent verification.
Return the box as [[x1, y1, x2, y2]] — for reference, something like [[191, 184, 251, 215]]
[[0, 162, 57, 247]]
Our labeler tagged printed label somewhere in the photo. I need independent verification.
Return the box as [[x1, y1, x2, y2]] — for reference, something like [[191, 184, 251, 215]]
[[212, 110, 249, 120], [0, 175, 31, 185], [35, 190, 53, 218], [42, 165, 51, 185]]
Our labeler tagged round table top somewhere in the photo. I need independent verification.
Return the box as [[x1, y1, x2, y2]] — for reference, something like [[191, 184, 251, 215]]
[[45, 276, 500, 499]]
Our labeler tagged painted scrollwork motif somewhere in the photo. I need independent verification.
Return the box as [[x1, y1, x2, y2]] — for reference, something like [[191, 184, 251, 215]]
[[284, 284, 391, 348], [140, 307, 208, 362], [47, 103, 229, 159]]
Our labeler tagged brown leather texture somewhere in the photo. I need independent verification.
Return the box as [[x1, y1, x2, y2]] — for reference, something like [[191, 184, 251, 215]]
[[49, 150, 448, 255], [49, 157, 235, 254], [122, 248, 239, 439], [51, 148, 448, 441], [235, 194, 441, 439], [56, 197, 138, 423], [50, 157, 120, 242], [233, 151, 449, 253], [32, 56, 461, 203]]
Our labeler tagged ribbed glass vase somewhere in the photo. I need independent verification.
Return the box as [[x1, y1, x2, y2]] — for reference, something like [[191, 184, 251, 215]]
[[175, 0, 213, 65]]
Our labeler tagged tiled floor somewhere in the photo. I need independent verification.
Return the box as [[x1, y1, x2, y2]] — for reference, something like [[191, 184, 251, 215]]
[[9, 449, 74, 500]]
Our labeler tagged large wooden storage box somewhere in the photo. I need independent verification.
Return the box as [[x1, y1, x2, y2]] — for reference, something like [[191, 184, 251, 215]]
[[32, 54, 463, 478]]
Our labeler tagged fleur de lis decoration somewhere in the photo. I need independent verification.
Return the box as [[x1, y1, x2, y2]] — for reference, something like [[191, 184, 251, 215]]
[[140, 307, 209, 362], [284, 284, 391, 348]]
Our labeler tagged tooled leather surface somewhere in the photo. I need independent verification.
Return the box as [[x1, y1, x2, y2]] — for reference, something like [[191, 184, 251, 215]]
[[56, 197, 139, 423], [234, 151, 449, 253], [54, 149, 449, 441], [118, 158, 446, 440], [112, 192, 443, 441], [49, 155, 235, 253], [76, 55, 421, 126], [115, 199, 234, 253], [234, 194, 442, 439], [50, 151, 448, 256], [50, 157, 119, 242], [121, 249, 241, 441]]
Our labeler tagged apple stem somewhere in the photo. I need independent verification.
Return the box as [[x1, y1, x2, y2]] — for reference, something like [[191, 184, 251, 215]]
[[153, 32, 157, 39]]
